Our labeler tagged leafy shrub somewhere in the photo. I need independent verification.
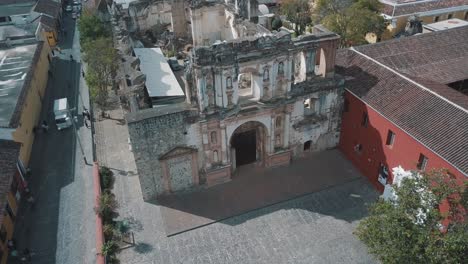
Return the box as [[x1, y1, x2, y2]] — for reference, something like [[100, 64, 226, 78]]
[[101, 240, 118, 257], [272, 17, 283, 31], [95, 191, 119, 222], [99, 166, 115, 190]]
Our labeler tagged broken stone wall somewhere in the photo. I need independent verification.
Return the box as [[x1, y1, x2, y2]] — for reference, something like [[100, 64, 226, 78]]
[[127, 109, 202, 200]]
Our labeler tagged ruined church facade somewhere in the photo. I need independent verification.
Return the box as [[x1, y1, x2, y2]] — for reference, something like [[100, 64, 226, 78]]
[[124, 0, 344, 201]]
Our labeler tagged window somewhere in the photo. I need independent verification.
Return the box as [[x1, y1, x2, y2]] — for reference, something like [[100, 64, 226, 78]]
[[434, 16, 440, 22], [386, 130, 395, 146], [275, 116, 282, 128], [0, 225, 6, 243], [263, 68, 269, 81], [354, 143, 363, 154], [448, 14, 453, 19], [304, 98, 316, 116], [226, 77, 232, 89], [361, 112, 369, 127], [210, 131, 217, 144], [344, 98, 349, 112], [277, 62, 284, 76], [465, 12, 468, 20], [378, 163, 389, 185], [417, 154, 428, 170]]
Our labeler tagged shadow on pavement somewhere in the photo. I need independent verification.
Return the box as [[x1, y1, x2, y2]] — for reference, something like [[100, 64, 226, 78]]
[[156, 149, 379, 236]]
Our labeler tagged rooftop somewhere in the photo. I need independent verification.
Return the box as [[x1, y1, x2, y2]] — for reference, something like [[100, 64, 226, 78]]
[[132, 48, 184, 98], [33, 0, 60, 18], [423, 18, 468, 32], [0, 139, 20, 224], [353, 25, 468, 84], [336, 27, 468, 176], [0, 43, 39, 128], [380, 0, 468, 17], [0, 0, 35, 17]]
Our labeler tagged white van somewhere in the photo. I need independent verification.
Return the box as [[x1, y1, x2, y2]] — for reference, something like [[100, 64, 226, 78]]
[[54, 98, 72, 130]]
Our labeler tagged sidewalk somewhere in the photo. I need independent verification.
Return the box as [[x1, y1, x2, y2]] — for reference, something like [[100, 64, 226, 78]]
[[9, 14, 96, 264]]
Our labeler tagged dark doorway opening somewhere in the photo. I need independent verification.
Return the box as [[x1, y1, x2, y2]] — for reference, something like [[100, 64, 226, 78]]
[[304, 140, 311, 151], [232, 129, 257, 167]]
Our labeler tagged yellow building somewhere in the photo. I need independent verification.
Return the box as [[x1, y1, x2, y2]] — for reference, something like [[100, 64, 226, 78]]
[[0, 40, 51, 264], [378, 0, 468, 41]]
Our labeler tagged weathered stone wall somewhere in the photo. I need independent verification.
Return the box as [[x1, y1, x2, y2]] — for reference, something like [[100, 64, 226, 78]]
[[127, 109, 201, 200]]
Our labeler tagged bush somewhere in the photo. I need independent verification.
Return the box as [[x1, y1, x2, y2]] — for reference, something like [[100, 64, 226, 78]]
[[101, 240, 118, 257], [95, 191, 119, 222], [99, 166, 115, 190], [165, 49, 176, 58]]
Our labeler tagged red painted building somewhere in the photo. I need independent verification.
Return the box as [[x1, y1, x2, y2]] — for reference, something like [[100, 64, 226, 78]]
[[336, 27, 468, 192]]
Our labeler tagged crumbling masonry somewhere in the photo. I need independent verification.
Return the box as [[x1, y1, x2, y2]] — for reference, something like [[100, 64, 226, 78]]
[[110, 0, 345, 201]]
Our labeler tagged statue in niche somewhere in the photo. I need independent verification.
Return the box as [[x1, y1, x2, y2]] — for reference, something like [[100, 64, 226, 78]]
[[226, 76, 232, 89], [207, 85, 214, 106], [211, 131, 217, 144], [294, 54, 301, 76], [263, 68, 269, 82], [278, 62, 284, 76]]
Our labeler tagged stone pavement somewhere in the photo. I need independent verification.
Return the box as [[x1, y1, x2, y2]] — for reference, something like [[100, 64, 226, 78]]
[[159, 150, 364, 236], [9, 13, 96, 264], [94, 105, 379, 263]]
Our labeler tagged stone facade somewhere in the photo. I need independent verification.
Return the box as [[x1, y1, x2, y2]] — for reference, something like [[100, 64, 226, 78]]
[[120, 1, 345, 201]]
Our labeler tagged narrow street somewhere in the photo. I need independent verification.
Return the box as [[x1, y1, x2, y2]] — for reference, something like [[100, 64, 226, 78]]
[[9, 12, 96, 264]]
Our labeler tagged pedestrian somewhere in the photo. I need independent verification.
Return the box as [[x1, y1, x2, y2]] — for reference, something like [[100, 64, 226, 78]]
[[82, 70, 85, 78], [41, 120, 49, 132], [82, 109, 91, 120], [24, 187, 35, 204], [84, 119, 90, 129], [51, 50, 55, 56], [70, 54, 73, 61], [7, 239, 16, 251]]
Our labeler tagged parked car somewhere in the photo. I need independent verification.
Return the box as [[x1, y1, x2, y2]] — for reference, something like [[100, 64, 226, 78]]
[[65, 5, 72, 12], [168, 58, 183, 71]]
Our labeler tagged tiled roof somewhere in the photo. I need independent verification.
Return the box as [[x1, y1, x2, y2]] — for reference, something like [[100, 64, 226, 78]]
[[33, 0, 60, 18], [0, 139, 20, 225], [39, 14, 57, 30], [336, 34, 468, 176], [381, 0, 468, 17], [354, 26, 468, 84]]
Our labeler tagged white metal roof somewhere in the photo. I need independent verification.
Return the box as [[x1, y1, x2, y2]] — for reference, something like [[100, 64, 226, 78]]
[[423, 19, 468, 32], [54, 98, 68, 110], [133, 48, 184, 98]]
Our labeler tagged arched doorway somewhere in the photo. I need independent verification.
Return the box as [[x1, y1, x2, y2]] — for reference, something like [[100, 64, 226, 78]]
[[230, 121, 267, 169]]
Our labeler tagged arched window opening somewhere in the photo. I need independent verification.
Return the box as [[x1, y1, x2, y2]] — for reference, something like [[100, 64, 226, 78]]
[[226, 77, 232, 89], [278, 62, 284, 76], [263, 68, 269, 81], [211, 131, 217, 144], [275, 116, 282, 128], [304, 140, 311, 151]]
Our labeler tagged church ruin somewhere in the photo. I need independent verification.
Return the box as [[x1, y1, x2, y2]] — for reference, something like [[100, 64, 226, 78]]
[[111, 0, 344, 201]]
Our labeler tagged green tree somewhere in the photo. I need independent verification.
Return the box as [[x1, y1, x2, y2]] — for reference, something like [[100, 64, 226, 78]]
[[82, 37, 119, 106], [355, 169, 467, 264], [78, 12, 110, 46], [280, 0, 312, 36], [314, 0, 385, 47]]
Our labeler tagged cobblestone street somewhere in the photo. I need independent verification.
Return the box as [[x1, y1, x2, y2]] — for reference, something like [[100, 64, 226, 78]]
[[94, 103, 379, 264]]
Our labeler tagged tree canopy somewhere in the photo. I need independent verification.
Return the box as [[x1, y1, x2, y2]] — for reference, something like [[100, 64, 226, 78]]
[[280, 0, 312, 36], [355, 169, 467, 264], [79, 13, 117, 106], [314, 0, 385, 47]]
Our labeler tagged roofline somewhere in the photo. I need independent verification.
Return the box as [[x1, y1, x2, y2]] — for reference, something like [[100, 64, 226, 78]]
[[345, 88, 468, 177], [349, 47, 467, 113], [346, 47, 468, 177], [384, 5, 468, 18]]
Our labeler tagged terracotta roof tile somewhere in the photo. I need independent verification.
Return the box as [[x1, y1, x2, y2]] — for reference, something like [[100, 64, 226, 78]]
[[336, 30, 468, 175], [354, 26, 468, 84], [0, 139, 20, 225]]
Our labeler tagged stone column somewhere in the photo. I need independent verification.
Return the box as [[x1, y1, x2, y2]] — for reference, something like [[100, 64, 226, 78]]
[[270, 116, 275, 153], [283, 113, 290, 148], [221, 125, 228, 164]]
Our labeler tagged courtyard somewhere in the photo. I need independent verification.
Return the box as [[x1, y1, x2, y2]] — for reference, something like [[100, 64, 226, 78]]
[[94, 105, 379, 263]]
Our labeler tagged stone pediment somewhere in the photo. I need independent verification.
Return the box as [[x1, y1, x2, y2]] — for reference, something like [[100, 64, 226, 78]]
[[159, 146, 197, 160]]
